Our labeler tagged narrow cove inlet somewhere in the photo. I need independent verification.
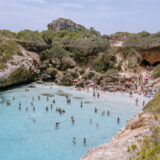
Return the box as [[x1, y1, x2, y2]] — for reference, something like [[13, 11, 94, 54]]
[[0, 83, 148, 160]]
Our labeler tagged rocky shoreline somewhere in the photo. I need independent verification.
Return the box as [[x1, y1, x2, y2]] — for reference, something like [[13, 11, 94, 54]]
[[81, 111, 153, 160]]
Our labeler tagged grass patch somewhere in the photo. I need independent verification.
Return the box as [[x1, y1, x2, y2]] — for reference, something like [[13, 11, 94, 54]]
[[0, 63, 7, 70], [0, 40, 22, 63]]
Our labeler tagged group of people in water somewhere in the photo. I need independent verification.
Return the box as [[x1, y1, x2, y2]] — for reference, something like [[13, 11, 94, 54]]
[[6, 84, 138, 145], [72, 137, 87, 144]]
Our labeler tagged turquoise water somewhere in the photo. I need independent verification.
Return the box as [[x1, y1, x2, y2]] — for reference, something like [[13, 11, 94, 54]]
[[0, 83, 144, 160]]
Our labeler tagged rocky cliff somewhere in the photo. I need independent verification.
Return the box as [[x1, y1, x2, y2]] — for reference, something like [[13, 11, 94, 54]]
[[47, 18, 86, 31], [0, 43, 40, 88]]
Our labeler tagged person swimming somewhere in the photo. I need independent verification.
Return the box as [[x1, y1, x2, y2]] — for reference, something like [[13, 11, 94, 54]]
[[32, 97, 34, 102], [6, 101, 11, 105], [53, 100, 56, 103], [96, 123, 99, 128], [67, 98, 71, 104], [94, 107, 98, 113], [13, 97, 15, 101], [72, 137, 76, 144], [107, 110, 110, 116], [102, 111, 105, 116], [90, 119, 92, 124], [38, 95, 40, 100], [83, 138, 87, 144], [55, 122, 60, 128], [33, 107, 36, 111], [47, 97, 49, 101]]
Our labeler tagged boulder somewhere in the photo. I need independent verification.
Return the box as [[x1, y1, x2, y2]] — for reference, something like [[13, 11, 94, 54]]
[[61, 57, 75, 70], [67, 68, 79, 78], [47, 18, 86, 31]]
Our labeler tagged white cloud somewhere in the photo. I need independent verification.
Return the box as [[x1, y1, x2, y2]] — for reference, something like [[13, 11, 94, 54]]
[[23, 0, 46, 4], [58, 3, 84, 9]]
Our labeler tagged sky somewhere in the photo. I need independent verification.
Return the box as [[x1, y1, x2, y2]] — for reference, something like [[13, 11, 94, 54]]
[[0, 0, 160, 34]]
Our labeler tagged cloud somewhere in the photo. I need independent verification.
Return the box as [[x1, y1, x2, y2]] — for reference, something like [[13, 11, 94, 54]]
[[23, 0, 46, 4], [58, 3, 84, 9]]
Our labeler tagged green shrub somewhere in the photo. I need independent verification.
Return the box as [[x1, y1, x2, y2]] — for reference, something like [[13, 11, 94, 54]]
[[0, 40, 22, 62], [17, 30, 45, 44], [42, 30, 55, 44], [131, 144, 137, 151], [128, 61, 136, 69], [0, 30, 17, 38], [0, 63, 7, 70], [94, 51, 116, 73], [152, 64, 160, 78], [127, 146, 131, 152]]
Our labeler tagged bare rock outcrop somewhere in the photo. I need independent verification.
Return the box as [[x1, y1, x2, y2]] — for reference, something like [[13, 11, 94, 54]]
[[47, 18, 86, 31], [0, 46, 40, 88]]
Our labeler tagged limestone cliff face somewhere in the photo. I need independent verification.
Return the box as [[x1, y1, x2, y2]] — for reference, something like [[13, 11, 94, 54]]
[[47, 18, 86, 31], [134, 45, 160, 65], [0, 46, 40, 88]]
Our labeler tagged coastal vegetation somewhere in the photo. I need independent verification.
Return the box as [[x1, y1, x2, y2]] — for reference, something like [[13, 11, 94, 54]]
[[152, 64, 160, 78]]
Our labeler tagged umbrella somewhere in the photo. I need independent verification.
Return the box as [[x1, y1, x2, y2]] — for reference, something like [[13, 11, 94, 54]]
[[144, 77, 149, 80], [73, 79, 79, 82], [89, 82, 96, 86]]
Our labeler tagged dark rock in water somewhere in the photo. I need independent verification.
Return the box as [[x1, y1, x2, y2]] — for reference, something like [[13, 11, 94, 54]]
[[36, 80, 44, 84], [41, 93, 54, 97], [47, 18, 86, 31], [84, 101, 91, 104], [73, 97, 84, 100], [28, 84, 36, 88], [56, 90, 72, 97]]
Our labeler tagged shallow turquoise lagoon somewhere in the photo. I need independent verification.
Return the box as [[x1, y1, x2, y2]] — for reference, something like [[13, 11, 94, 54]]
[[0, 83, 144, 160]]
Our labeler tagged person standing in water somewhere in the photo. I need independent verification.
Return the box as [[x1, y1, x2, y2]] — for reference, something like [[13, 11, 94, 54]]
[[83, 138, 87, 144], [136, 98, 138, 105], [143, 100, 145, 106], [80, 101, 83, 108], [97, 92, 100, 98]]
